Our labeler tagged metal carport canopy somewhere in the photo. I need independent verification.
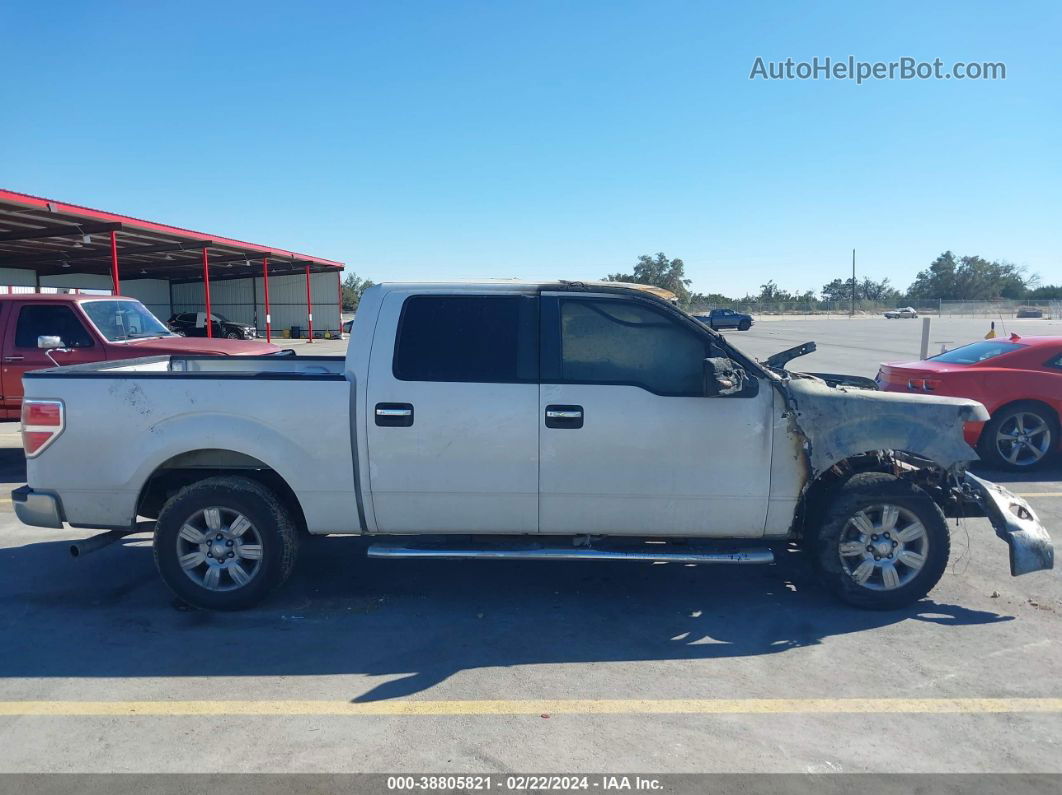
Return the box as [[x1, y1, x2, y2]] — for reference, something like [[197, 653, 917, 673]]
[[0, 188, 345, 342]]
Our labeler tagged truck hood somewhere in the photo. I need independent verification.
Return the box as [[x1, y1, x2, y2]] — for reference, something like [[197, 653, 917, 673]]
[[785, 377, 989, 475], [118, 336, 280, 356]]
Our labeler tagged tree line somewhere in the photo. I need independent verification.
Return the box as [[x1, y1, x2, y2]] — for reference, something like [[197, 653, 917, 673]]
[[604, 251, 1061, 309], [340, 249, 1059, 313]]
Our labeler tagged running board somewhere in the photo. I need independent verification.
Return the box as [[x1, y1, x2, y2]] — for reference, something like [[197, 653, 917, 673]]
[[366, 543, 774, 564]]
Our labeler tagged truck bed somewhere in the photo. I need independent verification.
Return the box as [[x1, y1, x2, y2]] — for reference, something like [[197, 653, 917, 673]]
[[21, 354, 356, 534]]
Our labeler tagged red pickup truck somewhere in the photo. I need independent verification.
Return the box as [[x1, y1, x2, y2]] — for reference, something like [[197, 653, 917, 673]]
[[0, 294, 279, 419]]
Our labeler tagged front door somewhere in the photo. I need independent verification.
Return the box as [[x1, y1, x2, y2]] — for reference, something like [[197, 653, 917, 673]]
[[1, 302, 103, 417], [538, 293, 773, 537], [365, 291, 540, 533]]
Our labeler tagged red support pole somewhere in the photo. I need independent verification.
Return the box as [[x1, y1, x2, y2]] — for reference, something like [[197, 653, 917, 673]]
[[304, 264, 314, 343], [337, 270, 344, 337], [202, 247, 213, 338], [109, 230, 121, 294], [262, 257, 272, 343]]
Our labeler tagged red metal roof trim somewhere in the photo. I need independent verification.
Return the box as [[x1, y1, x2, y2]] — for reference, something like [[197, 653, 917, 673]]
[[0, 188, 344, 269]]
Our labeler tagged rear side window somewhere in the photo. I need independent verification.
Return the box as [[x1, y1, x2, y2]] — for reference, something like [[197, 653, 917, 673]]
[[14, 305, 94, 349], [393, 295, 538, 382], [558, 298, 706, 395], [930, 341, 1024, 364]]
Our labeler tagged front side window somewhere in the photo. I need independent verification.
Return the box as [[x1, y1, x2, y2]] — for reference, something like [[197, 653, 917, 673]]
[[14, 305, 94, 349], [81, 300, 173, 341], [559, 298, 706, 395], [393, 295, 538, 382]]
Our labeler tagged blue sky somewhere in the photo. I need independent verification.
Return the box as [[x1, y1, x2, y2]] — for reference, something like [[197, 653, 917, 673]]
[[2, 1, 1059, 296]]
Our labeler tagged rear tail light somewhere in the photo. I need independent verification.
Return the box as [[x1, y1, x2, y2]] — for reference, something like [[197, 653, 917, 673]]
[[906, 378, 942, 393], [21, 399, 65, 457]]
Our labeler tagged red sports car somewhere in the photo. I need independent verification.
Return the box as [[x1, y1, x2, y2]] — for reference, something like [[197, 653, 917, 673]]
[[876, 334, 1062, 470]]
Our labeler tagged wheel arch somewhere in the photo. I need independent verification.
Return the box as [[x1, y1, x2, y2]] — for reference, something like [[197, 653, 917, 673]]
[[136, 448, 307, 534], [795, 449, 951, 540], [986, 397, 1060, 431]]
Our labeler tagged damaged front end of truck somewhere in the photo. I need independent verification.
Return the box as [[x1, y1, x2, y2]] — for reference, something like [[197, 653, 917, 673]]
[[763, 343, 1054, 578]]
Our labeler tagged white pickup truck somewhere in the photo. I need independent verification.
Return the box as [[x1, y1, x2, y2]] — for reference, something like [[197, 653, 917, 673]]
[[13, 281, 1054, 610]]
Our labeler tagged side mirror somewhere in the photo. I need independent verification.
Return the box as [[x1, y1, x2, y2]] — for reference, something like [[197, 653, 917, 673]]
[[703, 357, 746, 397], [38, 336, 63, 350]]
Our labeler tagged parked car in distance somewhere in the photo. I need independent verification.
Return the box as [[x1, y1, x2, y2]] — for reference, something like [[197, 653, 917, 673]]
[[168, 311, 257, 339], [876, 334, 1062, 470], [694, 308, 754, 331], [13, 281, 1052, 611], [0, 294, 281, 419], [1016, 307, 1044, 319], [884, 307, 919, 319]]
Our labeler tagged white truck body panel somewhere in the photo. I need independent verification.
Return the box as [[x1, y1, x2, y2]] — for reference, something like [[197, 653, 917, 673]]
[[538, 381, 772, 536], [25, 373, 358, 533]]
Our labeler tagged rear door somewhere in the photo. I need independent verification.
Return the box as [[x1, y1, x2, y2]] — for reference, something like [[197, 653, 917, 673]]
[[1, 302, 104, 415], [365, 291, 540, 533], [538, 293, 773, 537]]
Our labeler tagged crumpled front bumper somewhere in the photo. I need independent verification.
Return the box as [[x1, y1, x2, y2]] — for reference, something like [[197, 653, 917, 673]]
[[964, 472, 1055, 576]]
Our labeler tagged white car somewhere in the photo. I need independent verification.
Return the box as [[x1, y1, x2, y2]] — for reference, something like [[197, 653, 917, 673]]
[[884, 306, 919, 319], [13, 281, 1053, 610]]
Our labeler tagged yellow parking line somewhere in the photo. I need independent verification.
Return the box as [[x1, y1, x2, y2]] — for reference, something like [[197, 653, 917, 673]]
[[0, 698, 1059, 717]]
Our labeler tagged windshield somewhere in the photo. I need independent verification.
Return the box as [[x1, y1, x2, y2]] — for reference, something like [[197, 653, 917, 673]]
[[929, 340, 1024, 364], [81, 300, 175, 341]]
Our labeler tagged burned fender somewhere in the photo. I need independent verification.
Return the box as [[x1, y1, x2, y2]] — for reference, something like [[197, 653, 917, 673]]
[[784, 378, 990, 476], [964, 473, 1055, 575]]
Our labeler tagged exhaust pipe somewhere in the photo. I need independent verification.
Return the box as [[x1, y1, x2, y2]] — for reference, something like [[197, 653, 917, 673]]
[[69, 530, 134, 558]]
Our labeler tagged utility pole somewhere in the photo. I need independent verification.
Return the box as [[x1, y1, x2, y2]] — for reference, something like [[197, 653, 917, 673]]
[[850, 248, 856, 317]]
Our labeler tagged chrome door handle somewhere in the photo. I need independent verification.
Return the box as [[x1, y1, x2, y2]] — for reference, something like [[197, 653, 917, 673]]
[[545, 404, 584, 429], [3, 356, 24, 362], [375, 402, 414, 427]]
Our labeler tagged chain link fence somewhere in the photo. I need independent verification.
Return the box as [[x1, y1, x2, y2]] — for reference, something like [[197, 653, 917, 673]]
[[687, 299, 1059, 318]]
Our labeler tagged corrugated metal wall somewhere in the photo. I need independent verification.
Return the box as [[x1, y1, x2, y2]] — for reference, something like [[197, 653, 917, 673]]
[[0, 263, 342, 337], [117, 279, 171, 320], [172, 271, 341, 336], [0, 267, 37, 287]]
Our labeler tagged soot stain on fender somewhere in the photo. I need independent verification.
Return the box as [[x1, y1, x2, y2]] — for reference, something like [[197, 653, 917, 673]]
[[781, 377, 988, 476]]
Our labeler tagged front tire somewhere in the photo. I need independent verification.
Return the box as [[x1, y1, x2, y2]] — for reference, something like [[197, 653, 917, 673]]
[[812, 472, 949, 610], [225, 330, 242, 340], [978, 403, 1056, 471], [154, 476, 298, 610], [738, 320, 751, 331]]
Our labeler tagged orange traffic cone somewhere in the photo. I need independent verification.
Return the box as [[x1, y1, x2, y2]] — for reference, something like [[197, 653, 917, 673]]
[[984, 321, 997, 339]]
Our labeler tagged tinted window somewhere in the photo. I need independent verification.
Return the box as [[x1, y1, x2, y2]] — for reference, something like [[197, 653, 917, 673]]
[[14, 305, 94, 349], [559, 299, 705, 395], [393, 295, 537, 382], [930, 341, 1024, 364]]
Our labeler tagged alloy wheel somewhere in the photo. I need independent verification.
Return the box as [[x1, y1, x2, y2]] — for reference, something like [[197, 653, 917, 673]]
[[838, 503, 928, 591], [175, 507, 264, 591], [995, 411, 1051, 467]]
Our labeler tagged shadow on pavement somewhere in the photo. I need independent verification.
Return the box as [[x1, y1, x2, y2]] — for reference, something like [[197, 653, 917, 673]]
[[0, 534, 1012, 701]]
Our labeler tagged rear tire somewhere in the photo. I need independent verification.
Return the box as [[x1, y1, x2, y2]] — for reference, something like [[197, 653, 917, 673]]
[[154, 476, 298, 610], [811, 472, 949, 610], [978, 402, 1057, 471]]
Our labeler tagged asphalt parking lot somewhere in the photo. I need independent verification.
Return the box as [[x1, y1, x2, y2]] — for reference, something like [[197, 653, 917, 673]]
[[0, 318, 1059, 775]]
